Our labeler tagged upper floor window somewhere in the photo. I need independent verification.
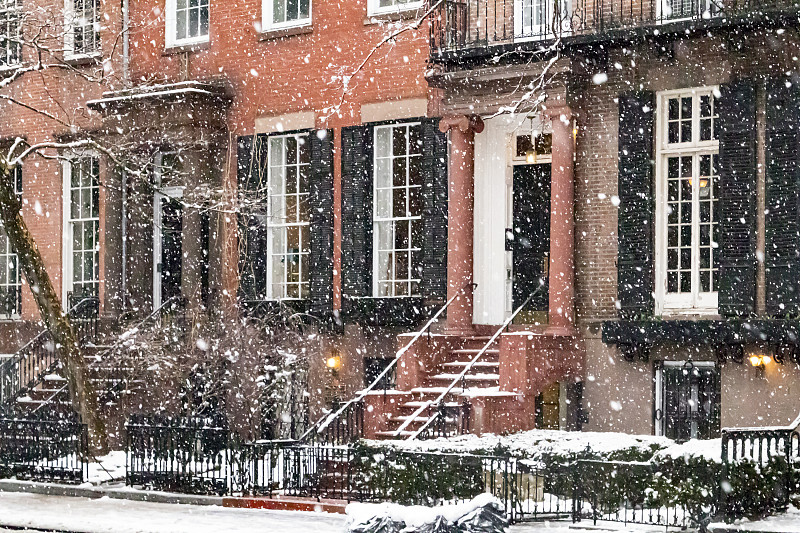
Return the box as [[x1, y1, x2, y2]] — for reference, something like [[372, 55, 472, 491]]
[[165, 0, 209, 48], [65, 0, 100, 58], [263, 0, 310, 30], [63, 156, 100, 301], [266, 133, 310, 300], [367, 0, 423, 16], [373, 122, 423, 298], [0, 165, 22, 318], [0, 0, 22, 68], [656, 88, 719, 314]]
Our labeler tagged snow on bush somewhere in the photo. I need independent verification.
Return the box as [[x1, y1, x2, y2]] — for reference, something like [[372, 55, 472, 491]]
[[346, 493, 507, 533]]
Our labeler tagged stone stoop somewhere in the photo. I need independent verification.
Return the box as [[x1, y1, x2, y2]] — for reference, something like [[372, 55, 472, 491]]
[[222, 495, 348, 514]]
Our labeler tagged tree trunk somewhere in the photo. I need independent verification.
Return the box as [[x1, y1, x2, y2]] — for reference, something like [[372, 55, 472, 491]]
[[0, 164, 107, 452]]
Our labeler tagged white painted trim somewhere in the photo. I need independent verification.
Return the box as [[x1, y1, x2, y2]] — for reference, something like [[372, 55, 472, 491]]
[[654, 87, 720, 316], [153, 184, 184, 310], [63, 0, 101, 60], [261, 0, 311, 31], [366, 0, 423, 17], [61, 161, 71, 304], [513, 0, 572, 41], [164, 0, 210, 49]]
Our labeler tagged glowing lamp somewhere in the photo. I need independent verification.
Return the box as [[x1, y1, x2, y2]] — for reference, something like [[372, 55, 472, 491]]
[[525, 149, 537, 164], [326, 355, 342, 370], [749, 355, 762, 367]]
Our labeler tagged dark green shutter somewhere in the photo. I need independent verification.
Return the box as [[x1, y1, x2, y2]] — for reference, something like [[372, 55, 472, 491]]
[[717, 80, 757, 316], [308, 130, 334, 317], [766, 78, 800, 316], [617, 92, 655, 319], [237, 134, 268, 303], [341, 125, 373, 298], [421, 118, 448, 301]]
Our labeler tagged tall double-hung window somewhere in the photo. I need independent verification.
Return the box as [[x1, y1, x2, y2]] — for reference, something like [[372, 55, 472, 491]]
[[266, 133, 310, 300], [166, 0, 209, 47], [0, 166, 22, 317], [656, 88, 720, 314], [263, 0, 310, 30], [65, 0, 100, 58], [373, 123, 424, 298], [0, 0, 21, 68], [64, 156, 100, 300]]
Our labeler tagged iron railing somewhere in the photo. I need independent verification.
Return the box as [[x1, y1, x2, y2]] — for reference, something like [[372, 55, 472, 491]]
[[0, 296, 99, 411], [302, 282, 477, 445], [126, 413, 231, 495], [404, 288, 540, 440], [429, 0, 800, 55], [0, 414, 88, 484], [720, 418, 800, 519], [32, 296, 187, 413]]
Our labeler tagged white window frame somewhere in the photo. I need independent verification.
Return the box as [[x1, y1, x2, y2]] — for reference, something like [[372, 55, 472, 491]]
[[656, 0, 715, 22], [654, 360, 717, 438], [372, 122, 423, 299], [655, 87, 720, 316], [64, 0, 100, 59], [513, 0, 572, 41], [262, 0, 311, 31], [265, 132, 311, 301], [164, 0, 209, 48], [62, 155, 100, 304], [0, 166, 22, 319], [0, 0, 22, 69], [367, 0, 423, 17]]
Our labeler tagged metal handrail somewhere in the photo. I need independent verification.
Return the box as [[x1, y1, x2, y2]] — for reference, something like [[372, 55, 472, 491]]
[[31, 296, 185, 413], [303, 282, 477, 441], [403, 286, 543, 440], [0, 297, 98, 408]]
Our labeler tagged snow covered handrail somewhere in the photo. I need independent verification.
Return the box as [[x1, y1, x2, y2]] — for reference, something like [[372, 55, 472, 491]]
[[403, 287, 542, 440], [304, 282, 477, 442]]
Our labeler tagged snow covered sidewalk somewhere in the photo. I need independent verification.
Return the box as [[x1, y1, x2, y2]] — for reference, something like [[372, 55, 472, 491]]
[[0, 492, 347, 533]]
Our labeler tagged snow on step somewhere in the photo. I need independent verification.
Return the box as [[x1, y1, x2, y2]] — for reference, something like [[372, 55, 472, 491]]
[[375, 430, 417, 438], [431, 373, 500, 381], [391, 415, 433, 423], [450, 349, 499, 354], [441, 361, 499, 368], [403, 401, 460, 408], [410, 387, 465, 394]]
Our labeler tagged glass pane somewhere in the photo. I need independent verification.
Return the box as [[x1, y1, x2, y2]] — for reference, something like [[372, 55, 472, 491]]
[[273, 0, 285, 22], [375, 127, 392, 159]]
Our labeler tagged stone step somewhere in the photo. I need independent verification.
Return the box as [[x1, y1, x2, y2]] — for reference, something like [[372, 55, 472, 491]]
[[431, 373, 500, 381]]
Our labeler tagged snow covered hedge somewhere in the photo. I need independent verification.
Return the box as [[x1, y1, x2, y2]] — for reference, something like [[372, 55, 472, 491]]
[[359, 429, 790, 522]]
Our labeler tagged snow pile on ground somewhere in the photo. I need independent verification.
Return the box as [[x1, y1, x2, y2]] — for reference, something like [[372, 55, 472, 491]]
[[365, 429, 671, 461], [347, 493, 507, 532], [86, 450, 128, 484], [653, 437, 722, 463]]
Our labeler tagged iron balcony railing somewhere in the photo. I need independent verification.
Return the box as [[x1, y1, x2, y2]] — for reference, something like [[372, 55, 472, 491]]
[[429, 0, 800, 55]]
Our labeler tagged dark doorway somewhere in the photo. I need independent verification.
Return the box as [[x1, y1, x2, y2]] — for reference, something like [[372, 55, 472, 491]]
[[511, 164, 550, 319], [658, 362, 721, 441], [159, 197, 183, 306]]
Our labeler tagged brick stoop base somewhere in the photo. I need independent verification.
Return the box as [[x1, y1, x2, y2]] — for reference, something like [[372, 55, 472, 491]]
[[222, 495, 349, 514]]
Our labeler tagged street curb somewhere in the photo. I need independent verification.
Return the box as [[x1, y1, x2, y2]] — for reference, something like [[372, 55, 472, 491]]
[[0, 479, 224, 506]]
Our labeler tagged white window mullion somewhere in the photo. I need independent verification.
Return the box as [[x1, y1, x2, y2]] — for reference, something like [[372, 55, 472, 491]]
[[691, 153, 700, 308]]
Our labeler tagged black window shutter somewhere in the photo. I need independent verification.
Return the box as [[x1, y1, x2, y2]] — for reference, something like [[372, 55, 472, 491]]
[[421, 118, 448, 301], [308, 130, 334, 317], [617, 91, 656, 319], [766, 78, 800, 316], [237, 134, 268, 303], [341, 125, 373, 298], [717, 80, 757, 317]]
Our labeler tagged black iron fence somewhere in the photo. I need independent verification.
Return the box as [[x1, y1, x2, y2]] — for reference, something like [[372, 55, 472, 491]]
[[429, 0, 800, 55], [126, 413, 231, 495], [0, 415, 88, 484]]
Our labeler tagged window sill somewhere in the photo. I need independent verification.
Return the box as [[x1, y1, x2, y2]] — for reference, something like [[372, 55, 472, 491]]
[[364, 7, 422, 24], [259, 24, 313, 41], [163, 40, 210, 55], [64, 53, 101, 66]]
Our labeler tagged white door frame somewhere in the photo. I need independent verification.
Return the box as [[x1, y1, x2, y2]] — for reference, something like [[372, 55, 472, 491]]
[[153, 186, 184, 310]]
